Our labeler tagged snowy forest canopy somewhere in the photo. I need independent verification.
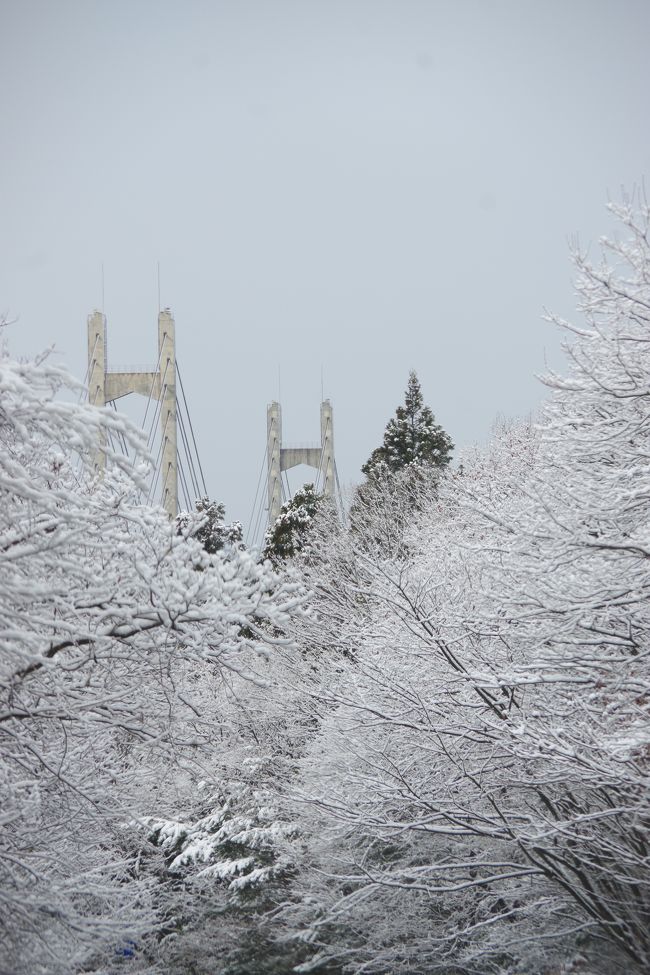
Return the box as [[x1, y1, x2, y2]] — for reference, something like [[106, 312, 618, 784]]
[[2, 194, 650, 975]]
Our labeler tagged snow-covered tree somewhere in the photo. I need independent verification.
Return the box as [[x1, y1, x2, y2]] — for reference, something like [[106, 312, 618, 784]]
[[284, 436, 548, 974], [132, 615, 328, 975], [176, 495, 243, 554], [0, 333, 304, 974], [281, 194, 650, 974], [263, 483, 326, 565], [7, 187, 650, 975], [361, 370, 453, 477]]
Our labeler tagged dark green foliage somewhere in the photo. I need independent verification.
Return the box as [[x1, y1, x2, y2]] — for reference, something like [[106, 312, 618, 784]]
[[263, 483, 324, 564], [351, 373, 452, 554], [362, 371, 453, 478], [140, 780, 312, 975], [176, 496, 243, 555]]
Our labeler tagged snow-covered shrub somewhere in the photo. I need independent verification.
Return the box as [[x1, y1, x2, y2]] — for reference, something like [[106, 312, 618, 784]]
[[0, 333, 304, 974]]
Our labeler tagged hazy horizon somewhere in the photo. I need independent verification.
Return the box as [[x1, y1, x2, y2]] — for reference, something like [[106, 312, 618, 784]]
[[2, 0, 649, 537]]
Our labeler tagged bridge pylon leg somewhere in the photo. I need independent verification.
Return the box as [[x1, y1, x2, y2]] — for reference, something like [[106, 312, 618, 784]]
[[86, 308, 178, 518], [266, 398, 337, 529]]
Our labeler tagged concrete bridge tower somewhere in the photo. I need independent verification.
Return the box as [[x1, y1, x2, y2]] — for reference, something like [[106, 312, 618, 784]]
[[87, 308, 178, 518], [266, 399, 336, 526]]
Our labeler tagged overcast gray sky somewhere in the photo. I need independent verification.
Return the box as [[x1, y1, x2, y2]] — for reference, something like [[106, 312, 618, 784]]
[[2, 0, 649, 537]]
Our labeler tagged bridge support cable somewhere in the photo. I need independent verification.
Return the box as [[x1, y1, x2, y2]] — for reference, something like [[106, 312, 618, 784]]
[[176, 449, 195, 513], [138, 341, 165, 446], [143, 355, 170, 452], [176, 362, 208, 498], [147, 407, 173, 506], [81, 333, 100, 404], [177, 402, 202, 501], [245, 444, 268, 549], [251, 462, 271, 551], [334, 461, 346, 526], [109, 401, 132, 458], [314, 413, 331, 496], [251, 498, 267, 553]]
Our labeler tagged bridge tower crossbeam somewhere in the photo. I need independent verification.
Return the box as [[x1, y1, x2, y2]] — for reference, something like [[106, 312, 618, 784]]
[[266, 399, 335, 526], [87, 308, 178, 518]]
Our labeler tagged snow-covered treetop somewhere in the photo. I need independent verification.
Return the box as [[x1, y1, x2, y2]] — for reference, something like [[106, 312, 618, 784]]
[[362, 370, 453, 477], [262, 483, 326, 564]]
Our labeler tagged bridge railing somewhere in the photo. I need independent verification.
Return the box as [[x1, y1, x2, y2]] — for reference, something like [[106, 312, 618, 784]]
[[106, 364, 158, 374]]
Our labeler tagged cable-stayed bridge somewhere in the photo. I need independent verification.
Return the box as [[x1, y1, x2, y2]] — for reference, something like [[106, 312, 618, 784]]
[[86, 309, 341, 543]]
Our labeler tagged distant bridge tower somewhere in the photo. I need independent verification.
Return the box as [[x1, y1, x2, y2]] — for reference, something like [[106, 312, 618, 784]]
[[266, 399, 335, 526], [87, 308, 178, 518]]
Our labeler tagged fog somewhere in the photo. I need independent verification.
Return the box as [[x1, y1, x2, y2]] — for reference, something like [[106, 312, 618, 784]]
[[2, 0, 649, 533]]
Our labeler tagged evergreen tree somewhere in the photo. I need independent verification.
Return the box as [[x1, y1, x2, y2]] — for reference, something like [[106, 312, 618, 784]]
[[362, 370, 453, 477], [263, 483, 324, 564], [176, 496, 243, 554]]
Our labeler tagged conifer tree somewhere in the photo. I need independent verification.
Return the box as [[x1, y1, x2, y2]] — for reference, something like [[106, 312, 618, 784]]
[[362, 370, 453, 477], [263, 483, 323, 564], [176, 496, 243, 554]]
